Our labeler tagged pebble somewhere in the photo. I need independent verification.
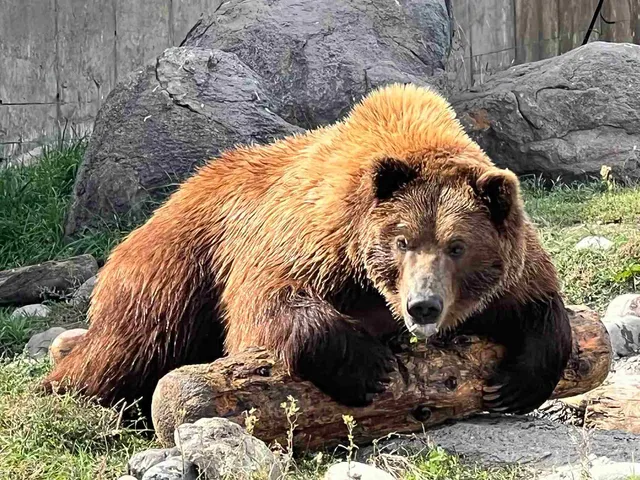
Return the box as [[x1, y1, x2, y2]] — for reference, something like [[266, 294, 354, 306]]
[[605, 294, 640, 319], [141, 457, 198, 480], [603, 315, 640, 357], [540, 456, 640, 480], [324, 461, 395, 480]]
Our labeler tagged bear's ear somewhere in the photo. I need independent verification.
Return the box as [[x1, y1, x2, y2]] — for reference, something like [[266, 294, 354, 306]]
[[472, 168, 520, 225], [372, 158, 419, 201]]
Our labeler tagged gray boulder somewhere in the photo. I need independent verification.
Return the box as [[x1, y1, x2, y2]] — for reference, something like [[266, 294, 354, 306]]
[[605, 294, 640, 319], [603, 315, 640, 358], [65, 48, 302, 235], [603, 293, 640, 358], [26, 327, 68, 359], [184, 0, 453, 128], [453, 42, 640, 182], [65, 0, 453, 235], [0, 255, 98, 306], [175, 417, 281, 480], [70, 275, 97, 307], [10, 304, 51, 319]]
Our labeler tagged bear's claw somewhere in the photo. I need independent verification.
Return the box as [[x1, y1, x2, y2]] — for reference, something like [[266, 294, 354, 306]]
[[482, 368, 554, 415]]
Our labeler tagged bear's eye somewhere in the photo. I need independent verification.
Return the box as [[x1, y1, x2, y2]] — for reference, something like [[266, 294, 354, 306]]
[[447, 240, 466, 258], [396, 236, 409, 252]]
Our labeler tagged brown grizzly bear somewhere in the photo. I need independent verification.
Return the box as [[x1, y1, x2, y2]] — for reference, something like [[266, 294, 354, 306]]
[[44, 84, 572, 415]]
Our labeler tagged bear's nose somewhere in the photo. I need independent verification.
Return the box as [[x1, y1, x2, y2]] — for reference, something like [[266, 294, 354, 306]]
[[407, 294, 443, 324]]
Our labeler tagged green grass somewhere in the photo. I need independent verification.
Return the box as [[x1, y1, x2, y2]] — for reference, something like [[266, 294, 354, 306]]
[[0, 356, 156, 480], [0, 302, 88, 358], [522, 180, 640, 312], [0, 308, 48, 357], [1, 146, 639, 479], [284, 446, 525, 480], [404, 447, 524, 479], [0, 140, 127, 271]]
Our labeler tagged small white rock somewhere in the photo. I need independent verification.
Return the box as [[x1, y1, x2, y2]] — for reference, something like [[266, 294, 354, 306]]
[[602, 315, 640, 357], [540, 456, 640, 480], [10, 304, 51, 319], [605, 294, 640, 319], [575, 236, 613, 251], [26, 327, 68, 359], [324, 461, 395, 480]]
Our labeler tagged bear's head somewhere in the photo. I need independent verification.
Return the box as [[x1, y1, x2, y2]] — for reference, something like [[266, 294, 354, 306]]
[[332, 83, 528, 337], [361, 156, 527, 338]]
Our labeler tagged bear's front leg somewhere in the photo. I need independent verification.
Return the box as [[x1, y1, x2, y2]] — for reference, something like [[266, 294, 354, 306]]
[[259, 295, 396, 407], [464, 293, 572, 414]]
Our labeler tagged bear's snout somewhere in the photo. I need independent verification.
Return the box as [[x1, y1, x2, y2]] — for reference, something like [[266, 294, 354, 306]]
[[407, 293, 443, 325]]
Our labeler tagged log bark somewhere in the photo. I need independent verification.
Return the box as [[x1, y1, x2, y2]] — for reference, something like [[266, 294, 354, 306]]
[[152, 305, 611, 449], [553, 364, 640, 434]]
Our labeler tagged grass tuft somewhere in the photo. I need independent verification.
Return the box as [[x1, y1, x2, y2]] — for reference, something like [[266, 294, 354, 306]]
[[0, 356, 156, 480], [0, 140, 128, 271]]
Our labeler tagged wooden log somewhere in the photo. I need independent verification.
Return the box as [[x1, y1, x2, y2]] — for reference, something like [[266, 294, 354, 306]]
[[551, 361, 640, 435], [151, 305, 611, 449], [0, 255, 98, 306]]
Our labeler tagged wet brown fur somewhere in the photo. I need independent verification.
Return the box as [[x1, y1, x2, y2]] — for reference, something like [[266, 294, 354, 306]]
[[43, 84, 565, 412]]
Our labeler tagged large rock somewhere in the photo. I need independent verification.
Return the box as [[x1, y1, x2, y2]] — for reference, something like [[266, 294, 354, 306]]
[[65, 48, 302, 235], [70, 275, 97, 307], [605, 294, 640, 319], [603, 293, 640, 358], [453, 42, 640, 182], [184, 0, 452, 128], [65, 0, 452, 234], [0, 255, 98, 306], [604, 315, 640, 358]]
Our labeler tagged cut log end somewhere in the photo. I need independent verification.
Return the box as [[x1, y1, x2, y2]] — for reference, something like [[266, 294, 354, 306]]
[[151, 306, 611, 450]]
